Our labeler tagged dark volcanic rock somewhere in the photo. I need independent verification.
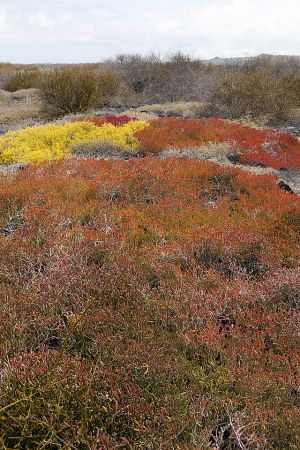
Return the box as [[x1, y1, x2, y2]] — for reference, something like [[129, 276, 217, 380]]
[[227, 153, 241, 164], [278, 180, 293, 193]]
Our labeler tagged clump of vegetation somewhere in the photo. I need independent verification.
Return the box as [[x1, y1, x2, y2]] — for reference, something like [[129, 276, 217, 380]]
[[3, 69, 40, 92], [212, 71, 300, 123], [1, 115, 300, 169], [39, 66, 121, 115], [0, 120, 148, 163], [106, 53, 300, 124], [70, 138, 137, 159], [95, 70, 122, 107], [0, 157, 299, 448], [89, 115, 137, 126], [135, 117, 300, 169]]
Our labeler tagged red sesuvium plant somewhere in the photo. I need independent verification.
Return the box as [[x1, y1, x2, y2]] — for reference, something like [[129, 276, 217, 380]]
[[89, 115, 138, 127], [0, 157, 299, 448], [134, 117, 300, 169]]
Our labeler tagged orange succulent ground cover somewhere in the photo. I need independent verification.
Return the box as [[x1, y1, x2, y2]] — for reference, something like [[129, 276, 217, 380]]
[[0, 157, 299, 447], [134, 117, 300, 169]]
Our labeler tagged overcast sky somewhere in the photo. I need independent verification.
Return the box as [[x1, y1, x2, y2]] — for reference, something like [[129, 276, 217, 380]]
[[0, 0, 299, 63]]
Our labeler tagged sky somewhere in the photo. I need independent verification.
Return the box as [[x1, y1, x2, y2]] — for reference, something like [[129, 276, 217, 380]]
[[0, 0, 299, 63]]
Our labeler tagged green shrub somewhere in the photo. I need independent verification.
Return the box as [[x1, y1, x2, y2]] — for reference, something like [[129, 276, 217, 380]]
[[39, 66, 98, 115]]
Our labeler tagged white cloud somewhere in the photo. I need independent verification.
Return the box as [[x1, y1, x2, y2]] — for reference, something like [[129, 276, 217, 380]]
[[0, 0, 299, 63], [0, 7, 11, 38], [29, 12, 55, 28]]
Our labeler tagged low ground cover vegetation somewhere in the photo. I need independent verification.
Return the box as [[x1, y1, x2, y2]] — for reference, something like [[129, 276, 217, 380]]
[[135, 117, 300, 169], [1, 116, 299, 170], [0, 52, 300, 449], [0, 156, 299, 448], [0, 119, 148, 164]]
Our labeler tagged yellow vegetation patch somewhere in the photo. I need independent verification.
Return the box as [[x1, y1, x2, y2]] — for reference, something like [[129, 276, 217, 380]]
[[0, 120, 149, 164]]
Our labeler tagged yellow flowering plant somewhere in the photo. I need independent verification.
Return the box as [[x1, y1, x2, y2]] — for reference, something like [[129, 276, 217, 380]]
[[0, 120, 149, 164]]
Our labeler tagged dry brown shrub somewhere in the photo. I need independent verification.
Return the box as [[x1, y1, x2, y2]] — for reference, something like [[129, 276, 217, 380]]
[[39, 66, 121, 115], [212, 71, 300, 124], [3, 69, 40, 92]]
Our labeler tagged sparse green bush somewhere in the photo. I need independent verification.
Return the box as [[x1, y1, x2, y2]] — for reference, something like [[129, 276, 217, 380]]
[[39, 66, 98, 115], [39, 66, 121, 115]]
